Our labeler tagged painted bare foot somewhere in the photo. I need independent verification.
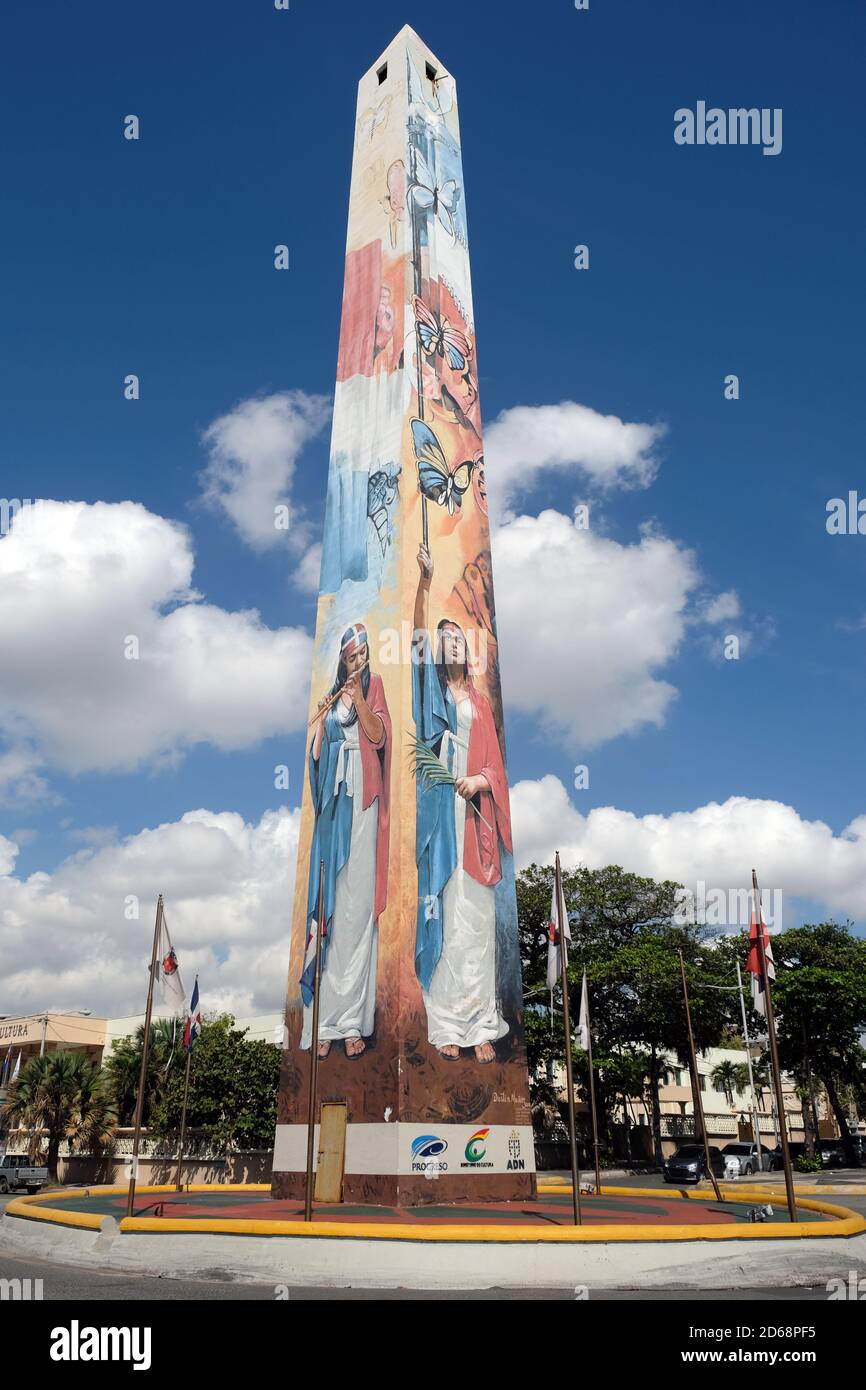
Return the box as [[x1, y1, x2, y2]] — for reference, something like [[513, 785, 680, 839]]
[[474, 1042, 496, 1064], [317, 1041, 331, 1058], [345, 1037, 366, 1058], [438, 1044, 460, 1059]]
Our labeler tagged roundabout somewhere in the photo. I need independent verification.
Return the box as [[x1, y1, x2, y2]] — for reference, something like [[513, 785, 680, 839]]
[[7, 1182, 863, 1241], [4, 1182, 865, 1293]]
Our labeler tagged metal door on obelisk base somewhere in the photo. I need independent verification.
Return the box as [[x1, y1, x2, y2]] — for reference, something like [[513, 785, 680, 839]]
[[314, 1102, 347, 1203]]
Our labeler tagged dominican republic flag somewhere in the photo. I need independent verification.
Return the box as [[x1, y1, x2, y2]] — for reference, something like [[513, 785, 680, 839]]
[[154, 913, 186, 1015], [300, 913, 328, 1007], [576, 971, 591, 1052], [183, 977, 203, 1051], [546, 870, 571, 990], [747, 876, 775, 1018]]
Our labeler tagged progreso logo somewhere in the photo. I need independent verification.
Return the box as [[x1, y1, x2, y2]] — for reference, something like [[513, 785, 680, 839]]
[[411, 1134, 448, 1173], [461, 1128, 494, 1169]]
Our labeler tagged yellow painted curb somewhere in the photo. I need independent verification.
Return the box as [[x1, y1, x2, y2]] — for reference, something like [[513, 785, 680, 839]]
[[3, 1182, 271, 1231], [7, 1182, 865, 1243]]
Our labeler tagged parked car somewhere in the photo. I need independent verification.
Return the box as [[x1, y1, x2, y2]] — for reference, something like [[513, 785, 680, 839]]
[[0, 1154, 48, 1194], [768, 1138, 865, 1170], [767, 1141, 804, 1171], [845, 1134, 866, 1167], [719, 1141, 775, 1176], [663, 1144, 726, 1184]]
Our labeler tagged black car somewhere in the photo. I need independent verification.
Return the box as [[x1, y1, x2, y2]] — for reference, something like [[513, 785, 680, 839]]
[[768, 1137, 865, 1170], [663, 1144, 726, 1184]]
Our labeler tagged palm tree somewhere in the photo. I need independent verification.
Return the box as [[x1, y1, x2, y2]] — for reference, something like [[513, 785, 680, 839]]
[[710, 1059, 740, 1105], [102, 1018, 182, 1126], [1, 1052, 116, 1179]]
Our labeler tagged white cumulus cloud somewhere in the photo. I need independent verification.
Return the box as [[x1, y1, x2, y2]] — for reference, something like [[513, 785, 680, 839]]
[[0, 499, 312, 783], [492, 507, 698, 746], [510, 775, 866, 925], [0, 806, 300, 1019], [485, 400, 665, 511], [200, 390, 331, 551]]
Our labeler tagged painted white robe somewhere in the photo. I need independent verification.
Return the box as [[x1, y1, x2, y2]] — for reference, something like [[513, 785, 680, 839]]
[[301, 698, 378, 1046], [421, 696, 509, 1048]]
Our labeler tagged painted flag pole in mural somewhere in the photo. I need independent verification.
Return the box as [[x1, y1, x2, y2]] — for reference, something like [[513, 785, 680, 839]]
[[303, 859, 326, 1223], [175, 976, 203, 1193], [577, 971, 602, 1195], [553, 852, 582, 1225], [750, 869, 797, 1221], [126, 893, 165, 1218]]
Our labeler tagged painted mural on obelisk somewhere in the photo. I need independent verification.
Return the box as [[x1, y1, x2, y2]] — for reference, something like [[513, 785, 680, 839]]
[[273, 27, 535, 1205]]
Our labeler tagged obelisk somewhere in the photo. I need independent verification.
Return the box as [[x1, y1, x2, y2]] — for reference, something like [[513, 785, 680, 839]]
[[273, 26, 535, 1206]]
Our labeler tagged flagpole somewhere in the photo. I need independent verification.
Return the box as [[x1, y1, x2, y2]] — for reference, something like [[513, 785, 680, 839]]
[[555, 852, 582, 1225], [752, 869, 797, 1221], [583, 979, 602, 1194], [677, 949, 723, 1204], [126, 894, 163, 1219], [175, 1046, 193, 1193], [735, 958, 763, 1170], [304, 860, 326, 1223]]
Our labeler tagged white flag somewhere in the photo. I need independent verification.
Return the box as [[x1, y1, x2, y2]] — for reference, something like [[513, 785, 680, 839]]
[[154, 912, 186, 1015], [11, 1050, 21, 1080], [576, 972, 590, 1052], [546, 875, 571, 990]]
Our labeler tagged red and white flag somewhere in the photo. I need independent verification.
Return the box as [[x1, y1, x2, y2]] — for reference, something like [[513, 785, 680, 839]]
[[154, 912, 186, 1015], [747, 877, 775, 1018], [546, 873, 571, 990]]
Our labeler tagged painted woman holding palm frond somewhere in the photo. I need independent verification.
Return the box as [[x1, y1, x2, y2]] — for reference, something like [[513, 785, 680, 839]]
[[412, 544, 511, 1062]]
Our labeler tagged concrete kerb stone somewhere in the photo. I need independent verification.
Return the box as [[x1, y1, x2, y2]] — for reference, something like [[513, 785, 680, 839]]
[[3, 1183, 866, 1291], [3, 1205, 866, 1291]]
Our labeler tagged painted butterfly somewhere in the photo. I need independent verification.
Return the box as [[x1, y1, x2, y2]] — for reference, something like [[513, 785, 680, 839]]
[[357, 95, 391, 146], [411, 418, 476, 516], [409, 147, 459, 240], [412, 295, 472, 373]]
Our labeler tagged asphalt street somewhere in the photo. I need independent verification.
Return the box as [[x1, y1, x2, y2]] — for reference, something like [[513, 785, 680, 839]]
[[2, 1174, 864, 1302]]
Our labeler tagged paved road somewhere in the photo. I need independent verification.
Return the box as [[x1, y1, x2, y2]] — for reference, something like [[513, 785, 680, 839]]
[[2, 1177, 863, 1302]]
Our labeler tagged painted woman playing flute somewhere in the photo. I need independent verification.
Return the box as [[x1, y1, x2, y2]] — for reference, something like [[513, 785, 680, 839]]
[[300, 623, 392, 1059], [412, 545, 511, 1063]]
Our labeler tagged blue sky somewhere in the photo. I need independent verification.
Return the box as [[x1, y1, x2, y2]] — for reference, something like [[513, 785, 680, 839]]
[[1, 0, 864, 1012]]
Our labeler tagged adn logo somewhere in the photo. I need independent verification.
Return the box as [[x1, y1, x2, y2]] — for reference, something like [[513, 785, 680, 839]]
[[410, 1134, 448, 1174], [465, 1129, 490, 1164], [507, 1130, 525, 1171]]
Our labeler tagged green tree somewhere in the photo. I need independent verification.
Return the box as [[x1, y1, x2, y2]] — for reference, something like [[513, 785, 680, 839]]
[[771, 922, 866, 1166], [147, 1015, 280, 1155], [710, 1059, 740, 1104], [517, 863, 737, 1164], [1, 1052, 115, 1178], [102, 1017, 182, 1126]]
